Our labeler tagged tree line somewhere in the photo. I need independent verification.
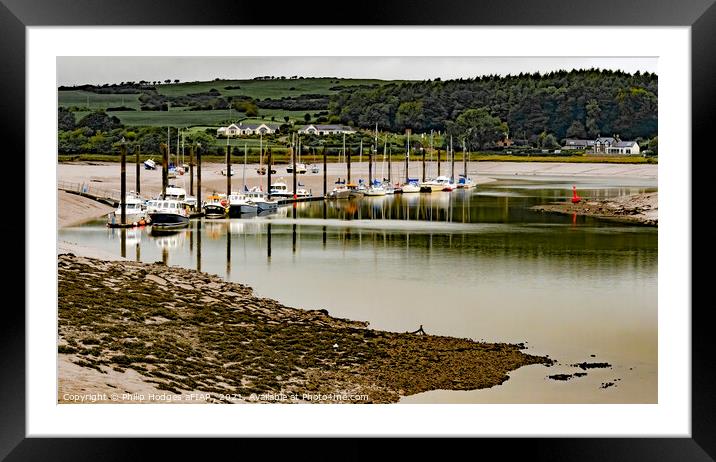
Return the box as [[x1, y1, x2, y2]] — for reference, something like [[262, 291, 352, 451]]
[[329, 69, 657, 142]]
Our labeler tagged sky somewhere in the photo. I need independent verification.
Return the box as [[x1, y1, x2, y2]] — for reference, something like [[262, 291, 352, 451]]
[[57, 57, 657, 86]]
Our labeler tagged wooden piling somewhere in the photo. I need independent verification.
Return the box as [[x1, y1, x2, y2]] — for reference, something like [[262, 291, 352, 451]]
[[135, 144, 140, 194], [421, 148, 426, 182], [120, 141, 126, 224], [347, 145, 351, 184], [226, 142, 231, 197], [292, 140, 297, 199], [267, 148, 272, 198], [196, 144, 202, 211], [323, 147, 327, 197], [189, 144, 194, 196], [368, 151, 373, 186], [161, 142, 168, 199]]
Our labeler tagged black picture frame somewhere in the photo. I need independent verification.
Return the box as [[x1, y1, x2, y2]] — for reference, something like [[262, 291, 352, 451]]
[[4, 0, 709, 459]]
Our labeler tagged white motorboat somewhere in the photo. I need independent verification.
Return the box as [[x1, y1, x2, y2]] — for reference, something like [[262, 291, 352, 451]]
[[107, 193, 147, 225], [269, 180, 293, 198], [310, 164, 320, 174], [286, 163, 307, 174], [245, 187, 279, 212], [228, 193, 257, 217], [420, 175, 453, 192], [143, 159, 157, 170]]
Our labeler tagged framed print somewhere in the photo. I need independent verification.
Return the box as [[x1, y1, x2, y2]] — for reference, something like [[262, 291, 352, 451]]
[[5, 0, 711, 458]]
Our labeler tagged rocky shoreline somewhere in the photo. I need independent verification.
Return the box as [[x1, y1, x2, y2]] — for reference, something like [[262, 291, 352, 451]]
[[58, 254, 552, 404], [531, 192, 658, 226]]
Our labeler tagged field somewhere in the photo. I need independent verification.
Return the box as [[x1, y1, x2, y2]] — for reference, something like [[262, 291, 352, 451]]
[[59, 90, 142, 110], [60, 78, 396, 128], [153, 78, 393, 98], [70, 109, 313, 127]]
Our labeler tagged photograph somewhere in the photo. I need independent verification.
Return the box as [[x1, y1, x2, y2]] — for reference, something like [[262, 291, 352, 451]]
[[56, 56, 658, 405]]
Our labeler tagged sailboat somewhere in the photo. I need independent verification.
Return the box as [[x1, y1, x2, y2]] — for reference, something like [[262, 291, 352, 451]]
[[456, 139, 476, 189]]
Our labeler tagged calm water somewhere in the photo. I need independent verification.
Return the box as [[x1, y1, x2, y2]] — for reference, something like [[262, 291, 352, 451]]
[[59, 177, 658, 403]]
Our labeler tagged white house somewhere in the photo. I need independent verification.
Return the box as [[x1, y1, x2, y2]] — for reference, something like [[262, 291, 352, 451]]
[[563, 136, 640, 155], [217, 122, 279, 137], [297, 124, 356, 136]]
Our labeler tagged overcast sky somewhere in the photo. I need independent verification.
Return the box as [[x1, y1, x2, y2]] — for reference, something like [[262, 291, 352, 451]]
[[57, 57, 657, 86]]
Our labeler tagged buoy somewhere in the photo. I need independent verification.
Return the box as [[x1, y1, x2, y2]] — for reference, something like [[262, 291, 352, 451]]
[[571, 185, 582, 204]]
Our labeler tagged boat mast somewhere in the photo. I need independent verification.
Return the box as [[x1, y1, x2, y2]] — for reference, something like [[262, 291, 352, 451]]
[[405, 129, 410, 184], [430, 130, 434, 179], [243, 143, 247, 192]]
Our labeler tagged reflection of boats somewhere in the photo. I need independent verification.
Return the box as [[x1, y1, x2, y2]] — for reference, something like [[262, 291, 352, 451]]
[[107, 193, 147, 225], [149, 199, 190, 231], [153, 232, 183, 249], [203, 193, 228, 218], [143, 159, 157, 170]]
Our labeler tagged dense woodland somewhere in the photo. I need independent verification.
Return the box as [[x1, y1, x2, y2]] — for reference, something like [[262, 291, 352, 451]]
[[330, 69, 657, 142]]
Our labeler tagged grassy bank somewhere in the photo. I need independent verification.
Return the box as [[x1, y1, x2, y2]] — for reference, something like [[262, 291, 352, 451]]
[[59, 153, 658, 165]]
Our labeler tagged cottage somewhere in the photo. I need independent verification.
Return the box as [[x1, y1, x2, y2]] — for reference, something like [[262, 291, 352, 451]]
[[563, 136, 640, 155], [298, 124, 356, 136], [217, 122, 279, 137]]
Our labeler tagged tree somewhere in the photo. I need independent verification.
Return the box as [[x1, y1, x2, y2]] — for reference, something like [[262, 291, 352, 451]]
[[77, 111, 123, 133], [585, 99, 601, 138], [58, 107, 76, 131], [284, 116, 290, 123], [566, 120, 587, 139], [538, 131, 560, 149], [304, 113, 311, 122], [451, 107, 508, 150], [395, 101, 424, 132], [173, 79, 179, 84]]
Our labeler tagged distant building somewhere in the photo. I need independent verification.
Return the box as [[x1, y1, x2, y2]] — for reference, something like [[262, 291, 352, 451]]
[[297, 124, 356, 135], [217, 122, 279, 137], [563, 136, 640, 155]]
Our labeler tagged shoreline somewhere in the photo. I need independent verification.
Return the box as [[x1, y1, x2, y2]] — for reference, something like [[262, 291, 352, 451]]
[[58, 249, 552, 404], [58, 161, 657, 229], [531, 192, 658, 226]]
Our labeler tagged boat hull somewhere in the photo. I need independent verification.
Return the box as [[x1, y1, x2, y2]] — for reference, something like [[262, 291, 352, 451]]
[[240, 204, 258, 214], [327, 189, 351, 199], [255, 201, 278, 212], [149, 212, 189, 230], [203, 205, 226, 218]]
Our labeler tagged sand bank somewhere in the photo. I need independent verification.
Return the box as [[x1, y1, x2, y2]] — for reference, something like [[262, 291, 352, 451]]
[[532, 192, 658, 226], [58, 253, 551, 404]]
